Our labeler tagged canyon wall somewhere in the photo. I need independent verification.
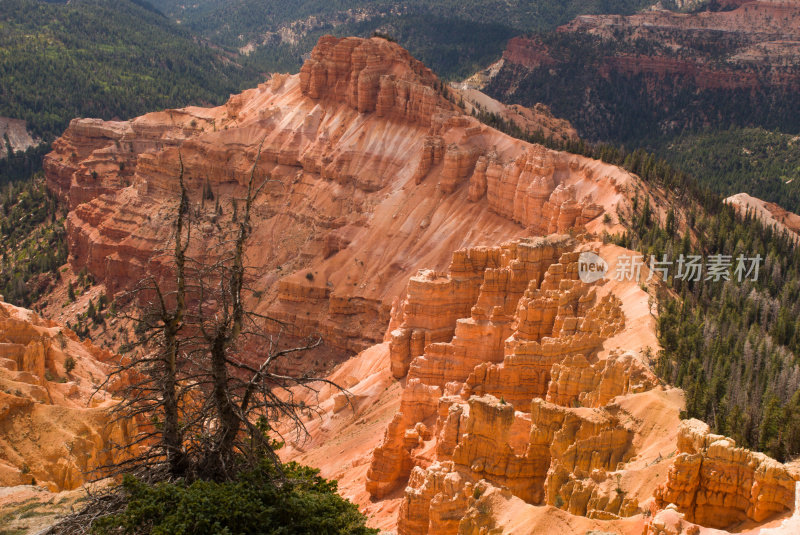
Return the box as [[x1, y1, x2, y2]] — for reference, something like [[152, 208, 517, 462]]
[[301, 234, 799, 535], [654, 419, 797, 529], [37, 33, 800, 535], [0, 300, 133, 491], [44, 35, 628, 365], [560, 1, 800, 91], [486, 1, 800, 141]]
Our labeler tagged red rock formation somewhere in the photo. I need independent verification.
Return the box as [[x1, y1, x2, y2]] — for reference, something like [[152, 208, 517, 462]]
[[45, 36, 625, 364], [299, 35, 443, 126], [365, 379, 442, 498], [394, 395, 638, 534], [473, 145, 605, 234], [45, 36, 706, 534], [502, 37, 557, 70], [497, 2, 800, 93], [404, 237, 574, 388], [546, 351, 657, 408], [0, 301, 134, 491], [365, 238, 654, 521], [654, 419, 798, 529]]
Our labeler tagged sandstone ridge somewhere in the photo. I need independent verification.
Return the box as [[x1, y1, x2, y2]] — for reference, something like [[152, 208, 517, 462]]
[[44, 35, 630, 365], [653, 419, 797, 529]]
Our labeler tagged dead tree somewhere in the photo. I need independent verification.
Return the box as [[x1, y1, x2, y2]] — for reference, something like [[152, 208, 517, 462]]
[[91, 155, 192, 480], [97, 143, 349, 483]]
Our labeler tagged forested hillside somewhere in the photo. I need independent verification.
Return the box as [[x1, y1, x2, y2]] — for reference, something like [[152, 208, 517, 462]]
[[484, 3, 800, 212], [0, 175, 66, 308], [621, 164, 800, 463], [0, 0, 261, 141], [654, 128, 800, 214], [149, 0, 655, 79], [592, 148, 800, 463]]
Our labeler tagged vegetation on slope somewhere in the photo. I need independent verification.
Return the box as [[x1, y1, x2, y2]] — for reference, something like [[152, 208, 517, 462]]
[[0, 138, 50, 186], [0, 175, 67, 308], [654, 127, 800, 214], [155, 0, 654, 45], [0, 0, 261, 141], [150, 0, 654, 80], [92, 462, 378, 535], [609, 150, 800, 462]]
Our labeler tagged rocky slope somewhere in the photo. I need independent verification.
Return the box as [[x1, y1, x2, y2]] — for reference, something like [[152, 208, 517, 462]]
[[38, 34, 800, 534], [725, 192, 800, 240], [0, 300, 133, 492], [283, 234, 800, 534], [484, 1, 800, 142], [0, 117, 38, 158], [44, 35, 629, 365]]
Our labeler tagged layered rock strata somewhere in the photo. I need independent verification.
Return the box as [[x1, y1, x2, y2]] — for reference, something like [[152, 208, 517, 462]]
[[654, 419, 798, 529], [45, 36, 625, 363], [365, 237, 661, 534], [0, 301, 133, 491]]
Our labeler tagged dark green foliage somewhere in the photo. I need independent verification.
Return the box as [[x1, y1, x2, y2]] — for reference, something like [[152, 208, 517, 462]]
[[202, 177, 214, 202], [151, 0, 652, 80], [0, 0, 261, 141], [0, 175, 67, 307], [234, 12, 517, 81], [155, 0, 653, 47], [612, 152, 800, 461], [345, 13, 517, 81], [0, 142, 50, 186], [92, 461, 379, 535], [652, 127, 800, 214]]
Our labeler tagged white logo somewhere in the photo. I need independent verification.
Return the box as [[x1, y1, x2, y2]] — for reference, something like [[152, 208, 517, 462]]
[[578, 251, 608, 283]]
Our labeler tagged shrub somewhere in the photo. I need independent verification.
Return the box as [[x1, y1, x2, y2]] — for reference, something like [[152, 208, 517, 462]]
[[92, 461, 378, 535]]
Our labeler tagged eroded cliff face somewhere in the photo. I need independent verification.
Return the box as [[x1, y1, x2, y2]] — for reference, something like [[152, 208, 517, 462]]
[[506, 2, 800, 92], [0, 117, 38, 158], [283, 238, 800, 535], [364, 238, 667, 534], [653, 419, 797, 529], [0, 300, 133, 491], [43, 35, 629, 364], [486, 1, 800, 142]]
